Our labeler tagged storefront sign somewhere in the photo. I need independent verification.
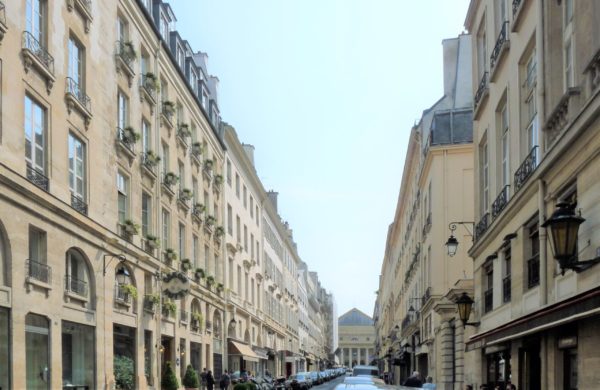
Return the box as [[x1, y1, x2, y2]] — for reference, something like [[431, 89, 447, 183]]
[[162, 272, 190, 299], [558, 336, 577, 349]]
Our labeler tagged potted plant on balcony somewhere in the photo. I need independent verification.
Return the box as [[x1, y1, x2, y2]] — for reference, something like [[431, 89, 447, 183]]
[[216, 282, 224, 293], [182, 364, 200, 390], [162, 100, 176, 117], [215, 226, 225, 238], [164, 172, 179, 187], [206, 275, 215, 287], [181, 258, 192, 271], [146, 234, 160, 249], [144, 150, 161, 166], [177, 123, 192, 139], [214, 174, 224, 187], [191, 142, 202, 157], [191, 311, 204, 330], [143, 72, 160, 92], [120, 41, 137, 63], [193, 203, 205, 215], [122, 126, 141, 144], [165, 248, 178, 262], [163, 300, 177, 317], [123, 219, 140, 235], [120, 283, 138, 300], [148, 293, 160, 305], [205, 215, 216, 227], [161, 361, 179, 390], [203, 159, 214, 171], [194, 268, 206, 281], [180, 188, 193, 201]]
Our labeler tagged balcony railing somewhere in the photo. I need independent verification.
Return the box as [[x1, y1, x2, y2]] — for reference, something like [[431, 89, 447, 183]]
[[66, 77, 91, 113], [71, 193, 88, 215], [26, 165, 49, 191], [114, 284, 131, 304], [512, 0, 523, 18], [475, 212, 490, 242], [474, 72, 489, 113], [65, 275, 88, 297], [22, 31, 55, 74], [490, 21, 509, 73], [117, 127, 135, 153], [527, 254, 540, 289], [180, 310, 189, 323], [484, 289, 493, 313], [116, 40, 135, 69], [491, 185, 510, 219], [502, 276, 511, 303], [0, 2, 6, 26], [514, 146, 538, 192], [141, 74, 157, 101], [27, 259, 52, 284]]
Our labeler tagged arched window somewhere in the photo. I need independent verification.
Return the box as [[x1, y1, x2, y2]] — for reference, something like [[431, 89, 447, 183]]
[[227, 319, 236, 339], [190, 299, 203, 332], [65, 248, 93, 307], [212, 310, 222, 339]]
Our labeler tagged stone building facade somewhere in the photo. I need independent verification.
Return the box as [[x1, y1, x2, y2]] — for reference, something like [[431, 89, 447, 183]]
[[338, 308, 375, 367], [0, 0, 334, 388]]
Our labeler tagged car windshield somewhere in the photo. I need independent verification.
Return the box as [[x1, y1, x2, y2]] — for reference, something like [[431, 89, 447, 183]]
[[353, 368, 379, 376]]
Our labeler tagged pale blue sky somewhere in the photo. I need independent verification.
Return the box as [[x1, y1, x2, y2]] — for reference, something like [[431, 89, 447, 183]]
[[170, 0, 471, 317]]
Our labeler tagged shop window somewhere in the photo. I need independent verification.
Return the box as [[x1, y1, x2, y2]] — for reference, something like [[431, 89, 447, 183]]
[[144, 330, 153, 385], [113, 324, 136, 390], [26, 313, 50, 389], [62, 321, 95, 388]]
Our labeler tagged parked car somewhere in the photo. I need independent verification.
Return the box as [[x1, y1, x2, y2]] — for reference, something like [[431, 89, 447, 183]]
[[285, 373, 311, 390], [352, 365, 379, 378], [308, 371, 323, 385]]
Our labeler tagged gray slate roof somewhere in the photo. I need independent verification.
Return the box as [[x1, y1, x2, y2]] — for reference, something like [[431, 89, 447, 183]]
[[338, 308, 374, 326]]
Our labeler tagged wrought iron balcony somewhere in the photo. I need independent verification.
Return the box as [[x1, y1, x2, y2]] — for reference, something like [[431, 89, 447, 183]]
[[491, 185, 510, 220], [512, 0, 523, 20], [527, 254, 540, 289], [65, 77, 91, 113], [490, 21, 509, 75], [114, 284, 131, 304], [27, 259, 52, 284], [116, 40, 135, 69], [484, 288, 493, 313], [0, 1, 6, 27], [474, 72, 489, 115], [514, 146, 538, 192], [502, 276, 511, 303], [141, 73, 158, 102], [26, 165, 49, 191], [22, 31, 55, 74], [117, 127, 135, 153], [475, 212, 490, 242], [65, 275, 88, 296], [71, 193, 88, 215]]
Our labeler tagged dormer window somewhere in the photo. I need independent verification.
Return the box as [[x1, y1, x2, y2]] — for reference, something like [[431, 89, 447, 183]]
[[160, 11, 169, 39], [202, 90, 209, 111], [189, 70, 198, 94], [176, 44, 185, 69]]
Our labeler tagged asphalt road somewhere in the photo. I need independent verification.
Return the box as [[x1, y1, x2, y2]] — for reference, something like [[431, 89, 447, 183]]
[[311, 375, 346, 390]]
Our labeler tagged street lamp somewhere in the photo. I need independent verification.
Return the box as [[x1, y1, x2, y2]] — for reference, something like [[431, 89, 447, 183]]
[[115, 266, 130, 285], [542, 202, 600, 274], [445, 222, 474, 257], [455, 292, 480, 327]]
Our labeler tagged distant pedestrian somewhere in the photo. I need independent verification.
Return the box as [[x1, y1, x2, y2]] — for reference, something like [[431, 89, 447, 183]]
[[220, 369, 231, 390], [423, 376, 436, 389], [403, 371, 423, 388], [207, 370, 215, 390], [201, 368, 208, 390]]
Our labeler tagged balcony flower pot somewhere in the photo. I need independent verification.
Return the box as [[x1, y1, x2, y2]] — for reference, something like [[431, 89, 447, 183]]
[[164, 172, 179, 187], [148, 293, 160, 305], [120, 283, 138, 300], [194, 268, 206, 280], [206, 275, 215, 287], [121, 41, 137, 61], [144, 72, 160, 92], [205, 215, 216, 227], [146, 235, 160, 249], [144, 150, 161, 166], [162, 300, 177, 317], [165, 249, 178, 261], [181, 258, 192, 271], [123, 220, 140, 235], [216, 283, 224, 293], [203, 159, 214, 171], [193, 203, 205, 214], [179, 188, 193, 201], [122, 126, 140, 144], [191, 142, 202, 156], [215, 226, 225, 238], [191, 311, 204, 330], [162, 100, 176, 116], [214, 174, 224, 186], [177, 123, 192, 138]]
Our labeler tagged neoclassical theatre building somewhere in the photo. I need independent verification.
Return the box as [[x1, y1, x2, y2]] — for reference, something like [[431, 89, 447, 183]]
[[0, 0, 335, 389]]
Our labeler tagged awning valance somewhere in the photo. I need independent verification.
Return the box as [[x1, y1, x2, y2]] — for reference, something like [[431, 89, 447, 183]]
[[252, 347, 269, 360], [229, 340, 260, 363]]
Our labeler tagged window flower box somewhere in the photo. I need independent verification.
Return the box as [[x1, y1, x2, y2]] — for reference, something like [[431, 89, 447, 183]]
[[123, 220, 140, 235]]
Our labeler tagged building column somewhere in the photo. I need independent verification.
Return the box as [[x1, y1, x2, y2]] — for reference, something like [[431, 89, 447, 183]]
[[439, 320, 454, 390]]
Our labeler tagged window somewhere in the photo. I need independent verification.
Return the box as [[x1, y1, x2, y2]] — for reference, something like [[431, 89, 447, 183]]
[[227, 160, 232, 186], [117, 90, 128, 130], [142, 192, 151, 236], [484, 263, 493, 313], [229, 257, 234, 291], [256, 206, 259, 226], [142, 119, 151, 153], [162, 143, 169, 172], [179, 223, 185, 258], [527, 220, 540, 289], [68, 36, 84, 89], [524, 49, 538, 153], [178, 161, 185, 189], [256, 242, 260, 265], [117, 172, 129, 223], [162, 208, 170, 247], [117, 15, 128, 42], [237, 265, 242, 295], [251, 234, 254, 259], [243, 186, 247, 208], [141, 52, 149, 76], [176, 43, 185, 69], [235, 174, 240, 198], [500, 104, 510, 188], [189, 70, 197, 94], [26, 313, 50, 389], [245, 272, 249, 300], [26, 0, 45, 44], [204, 245, 210, 270], [29, 227, 47, 265], [227, 205, 233, 235], [176, 103, 183, 125], [236, 215, 241, 244], [204, 191, 209, 213], [192, 177, 198, 203], [480, 138, 489, 214], [68, 133, 86, 200], [24, 95, 46, 174], [159, 10, 169, 39], [502, 246, 511, 303], [251, 278, 255, 304], [250, 197, 254, 217], [244, 225, 248, 251], [563, 0, 574, 90], [193, 235, 199, 268], [494, 0, 507, 33], [477, 21, 487, 79]]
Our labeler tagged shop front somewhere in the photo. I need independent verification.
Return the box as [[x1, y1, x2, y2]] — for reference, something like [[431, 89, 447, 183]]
[[228, 340, 260, 374], [252, 346, 270, 375], [114, 324, 137, 390], [61, 321, 95, 389]]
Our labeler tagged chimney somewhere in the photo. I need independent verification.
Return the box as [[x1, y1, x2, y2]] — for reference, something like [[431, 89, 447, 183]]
[[442, 37, 459, 98], [267, 191, 278, 212], [242, 143, 255, 167]]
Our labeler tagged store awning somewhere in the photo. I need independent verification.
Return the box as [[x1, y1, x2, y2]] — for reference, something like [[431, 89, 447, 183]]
[[252, 347, 269, 360], [229, 341, 260, 363]]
